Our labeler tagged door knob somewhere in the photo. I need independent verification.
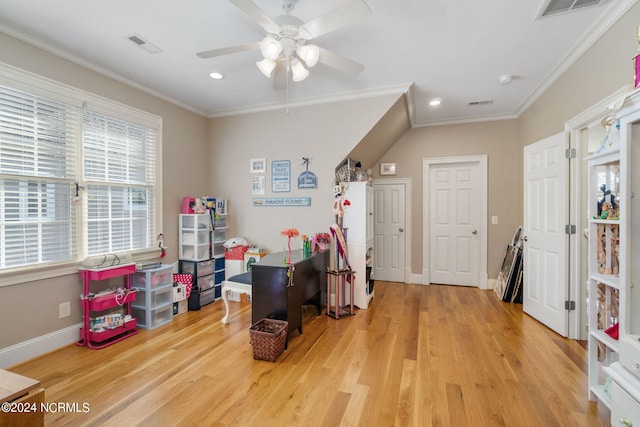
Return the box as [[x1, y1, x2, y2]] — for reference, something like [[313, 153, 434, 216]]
[[399, 228, 404, 232], [472, 229, 478, 235]]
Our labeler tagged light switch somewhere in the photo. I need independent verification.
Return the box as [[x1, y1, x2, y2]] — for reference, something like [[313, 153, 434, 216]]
[[491, 216, 498, 225]]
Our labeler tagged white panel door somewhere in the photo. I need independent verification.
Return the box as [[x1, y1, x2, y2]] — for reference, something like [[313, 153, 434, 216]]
[[373, 182, 406, 282], [523, 132, 568, 337], [429, 163, 480, 286]]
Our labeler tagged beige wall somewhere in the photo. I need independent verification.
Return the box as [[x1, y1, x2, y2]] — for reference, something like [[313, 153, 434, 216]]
[[0, 33, 209, 349], [208, 94, 403, 255], [374, 120, 521, 279]]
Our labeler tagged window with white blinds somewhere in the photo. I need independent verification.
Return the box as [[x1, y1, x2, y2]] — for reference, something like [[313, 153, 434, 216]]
[[83, 111, 157, 256], [0, 84, 78, 269], [0, 65, 162, 276]]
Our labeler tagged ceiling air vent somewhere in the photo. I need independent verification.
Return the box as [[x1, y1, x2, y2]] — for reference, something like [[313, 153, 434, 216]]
[[468, 100, 494, 106], [125, 33, 163, 54], [536, 0, 605, 18]]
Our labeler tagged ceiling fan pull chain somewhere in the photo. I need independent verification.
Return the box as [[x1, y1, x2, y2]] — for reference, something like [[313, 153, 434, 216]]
[[286, 58, 290, 115]]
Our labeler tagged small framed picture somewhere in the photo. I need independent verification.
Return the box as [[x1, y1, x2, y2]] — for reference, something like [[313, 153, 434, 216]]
[[250, 158, 266, 174], [252, 175, 266, 195], [380, 162, 396, 176]]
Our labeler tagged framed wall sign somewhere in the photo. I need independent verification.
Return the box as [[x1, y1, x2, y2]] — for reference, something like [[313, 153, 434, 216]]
[[252, 175, 266, 195], [250, 158, 266, 174], [253, 197, 311, 207], [380, 162, 396, 176], [271, 160, 291, 192], [297, 170, 317, 189]]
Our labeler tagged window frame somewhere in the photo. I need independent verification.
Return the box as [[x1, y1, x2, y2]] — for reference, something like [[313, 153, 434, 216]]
[[0, 64, 163, 286]]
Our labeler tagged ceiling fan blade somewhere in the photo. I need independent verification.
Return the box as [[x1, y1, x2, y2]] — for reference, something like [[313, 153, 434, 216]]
[[317, 47, 364, 77], [196, 43, 259, 59], [228, 0, 281, 34], [298, 0, 371, 40]]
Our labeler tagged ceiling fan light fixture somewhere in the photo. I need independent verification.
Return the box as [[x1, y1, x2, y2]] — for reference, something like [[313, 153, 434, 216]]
[[290, 58, 309, 82], [256, 58, 276, 78], [260, 36, 282, 61], [297, 44, 320, 67]]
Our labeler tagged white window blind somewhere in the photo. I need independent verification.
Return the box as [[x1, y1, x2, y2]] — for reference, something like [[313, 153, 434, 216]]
[[0, 84, 78, 269], [83, 110, 157, 256]]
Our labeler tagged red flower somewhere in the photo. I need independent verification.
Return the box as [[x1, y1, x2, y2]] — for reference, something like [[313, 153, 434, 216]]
[[315, 232, 330, 243], [281, 228, 300, 238]]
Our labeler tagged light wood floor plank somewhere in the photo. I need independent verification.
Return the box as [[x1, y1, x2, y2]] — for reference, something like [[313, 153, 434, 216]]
[[7, 282, 610, 426]]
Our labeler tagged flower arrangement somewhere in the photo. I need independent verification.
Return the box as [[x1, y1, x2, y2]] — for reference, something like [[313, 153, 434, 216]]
[[316, 232, 330, 243], [313, 232, 331, 252], [281, 227, 300, 264]]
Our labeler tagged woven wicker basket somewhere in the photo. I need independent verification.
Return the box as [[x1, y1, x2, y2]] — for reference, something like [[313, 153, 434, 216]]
[[249, 318, 288, 362]]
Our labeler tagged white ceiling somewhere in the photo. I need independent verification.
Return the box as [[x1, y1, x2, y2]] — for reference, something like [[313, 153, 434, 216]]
[[0, 0, 632, 126]]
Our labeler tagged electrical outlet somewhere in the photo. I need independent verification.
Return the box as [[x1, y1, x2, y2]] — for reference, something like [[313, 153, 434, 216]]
[[59, 301, 71, 319], [491, 216, 498, 225]]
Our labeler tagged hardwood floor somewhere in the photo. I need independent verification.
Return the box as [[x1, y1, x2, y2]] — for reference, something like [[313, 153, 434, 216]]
[[9, 282, 611, 426]]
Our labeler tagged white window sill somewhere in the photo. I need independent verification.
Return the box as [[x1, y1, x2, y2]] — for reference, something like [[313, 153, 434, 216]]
[[0, 249, 163, 287]]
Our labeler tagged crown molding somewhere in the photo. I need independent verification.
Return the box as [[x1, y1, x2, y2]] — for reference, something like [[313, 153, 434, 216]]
[[0, 20, 209, 118], [515, 0, 638, 117], [413, 113, 519, 128], [207, 82, 413, 119]]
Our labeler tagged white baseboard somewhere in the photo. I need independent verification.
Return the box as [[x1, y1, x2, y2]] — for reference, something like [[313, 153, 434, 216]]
[[487, 278, 497, 290], [0, 324, 81, 369], [410, 273, 427, 285]]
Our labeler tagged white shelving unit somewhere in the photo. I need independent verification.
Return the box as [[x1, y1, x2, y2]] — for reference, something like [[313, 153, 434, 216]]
[[179, 214, 212, 261], [605, 89, 640, 422], [586, 148, 621, 408], [343, 181, 375, 309]]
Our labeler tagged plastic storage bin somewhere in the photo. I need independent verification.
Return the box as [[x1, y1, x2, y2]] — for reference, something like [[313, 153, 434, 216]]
[[197, 275, 214, 292], [200, 287, 216, 306], [133, 285, 172, 309], [214, 256, 225, 271], [180, 259, 215, 277], [131, 265, 172, 289], [132, 303, 173, 329]]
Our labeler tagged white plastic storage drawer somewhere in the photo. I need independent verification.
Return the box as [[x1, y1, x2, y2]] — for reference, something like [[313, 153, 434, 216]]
[[132, 285, 172, 310], [131, 265, 172, 289], [214, 215, 228, 228], [132, 303, 173, 330]]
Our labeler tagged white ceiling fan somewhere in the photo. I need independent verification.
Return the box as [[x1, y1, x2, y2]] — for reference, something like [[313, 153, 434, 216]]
[[196, 0, 371, 86]]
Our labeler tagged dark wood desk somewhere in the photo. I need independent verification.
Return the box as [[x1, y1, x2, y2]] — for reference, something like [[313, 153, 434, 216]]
[[251, 249, 328, 340]]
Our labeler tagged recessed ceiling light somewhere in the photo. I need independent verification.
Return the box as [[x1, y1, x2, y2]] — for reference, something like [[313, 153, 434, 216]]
[[429, 99, 441, 107], [209, 72, 224, 80], [498, 75, 513, 84]]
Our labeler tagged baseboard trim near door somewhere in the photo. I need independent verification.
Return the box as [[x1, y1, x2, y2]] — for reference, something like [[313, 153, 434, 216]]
[[0, 324, 81, 369], [410, 273, 426, 285]]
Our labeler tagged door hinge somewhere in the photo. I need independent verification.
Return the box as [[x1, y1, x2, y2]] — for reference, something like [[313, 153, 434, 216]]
[[565, 224, 576, 235], [565, 300, 576, 311], [565, 148, 576, 159]]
